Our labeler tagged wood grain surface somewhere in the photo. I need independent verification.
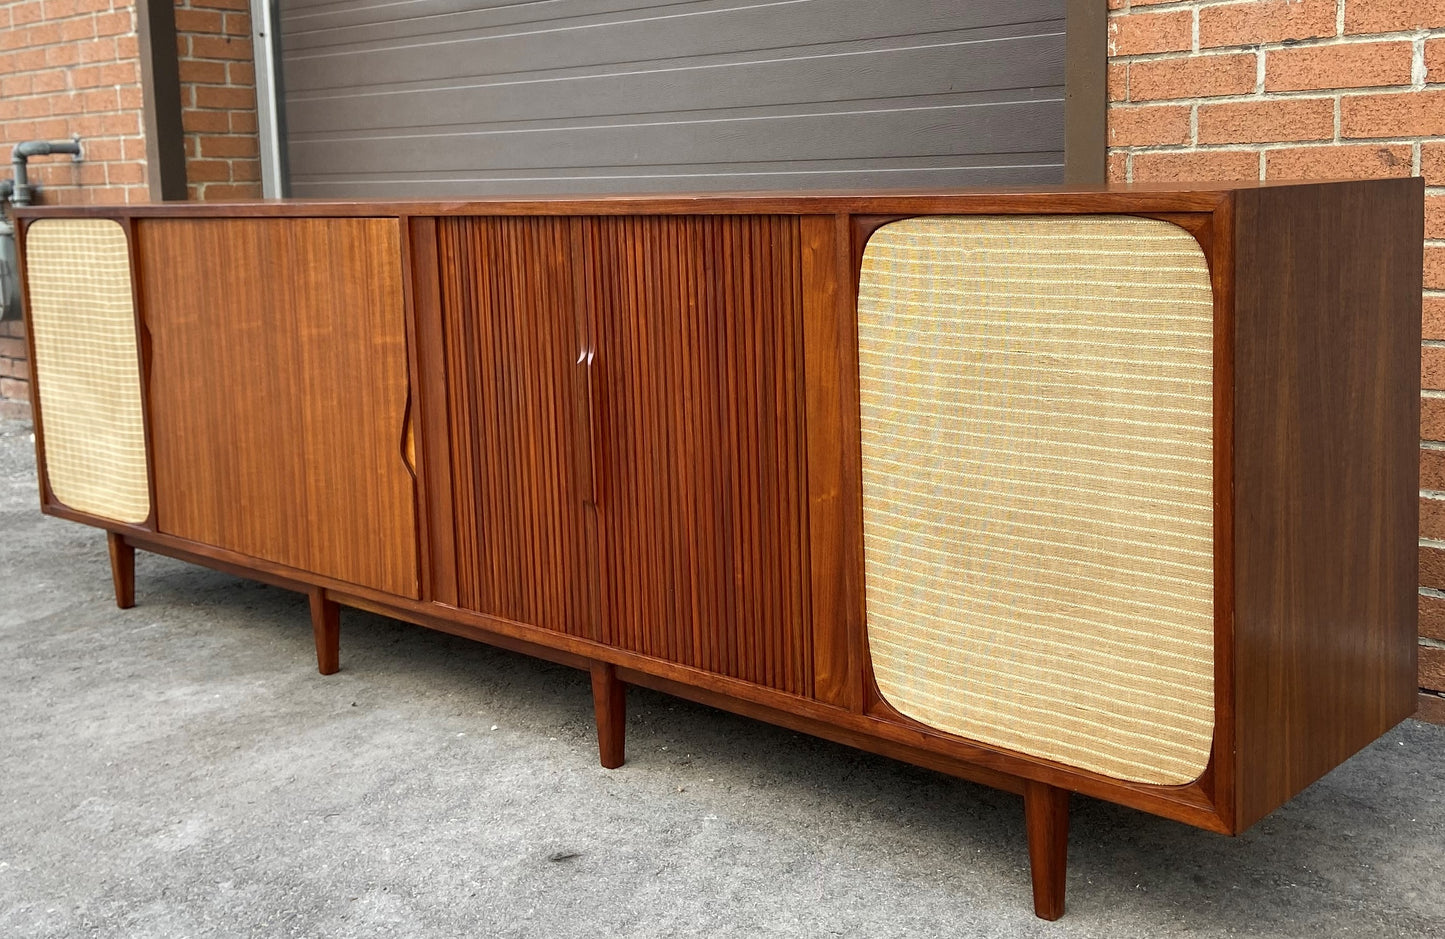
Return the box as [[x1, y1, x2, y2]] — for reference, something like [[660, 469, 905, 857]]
[[135, 217, 418, 597], [1231, 178, 1422, 830], [431, 216, 596, 637], [584, 215, 813, 696], [13, 185, 1245, 223]]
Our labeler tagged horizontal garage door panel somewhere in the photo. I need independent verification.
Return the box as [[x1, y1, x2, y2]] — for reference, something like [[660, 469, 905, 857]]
[[279, 0, 1066, 195], [284, 32, 1063, 135], [289, 96, 1060, 173], [282, 1, 1062, 88]]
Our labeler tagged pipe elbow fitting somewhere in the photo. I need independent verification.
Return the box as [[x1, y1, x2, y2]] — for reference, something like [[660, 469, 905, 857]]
[[12, 139, 82, 160]]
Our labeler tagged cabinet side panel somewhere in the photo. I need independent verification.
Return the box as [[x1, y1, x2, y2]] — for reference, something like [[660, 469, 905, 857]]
[[138, 218, 418, 597], [1233, 179, 1422, 830], [589, 216, 813, 697]]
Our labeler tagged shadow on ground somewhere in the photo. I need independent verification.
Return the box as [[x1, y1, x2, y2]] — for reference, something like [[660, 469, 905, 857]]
[[1, 419, 1441, 939]]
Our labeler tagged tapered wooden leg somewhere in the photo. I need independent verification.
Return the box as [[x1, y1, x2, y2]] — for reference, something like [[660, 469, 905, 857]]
[[590, 662, 626, 769], [308, 587, 340, 675], [106, 532, 135, 609], [1024, 780, 1071, 920]]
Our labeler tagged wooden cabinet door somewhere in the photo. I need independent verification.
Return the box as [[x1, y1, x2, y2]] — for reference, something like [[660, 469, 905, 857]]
[[418, 217, 596, 638], [137, 218, 418, 598], [581, 216, 814, 696], [414, 214, 813, 688]]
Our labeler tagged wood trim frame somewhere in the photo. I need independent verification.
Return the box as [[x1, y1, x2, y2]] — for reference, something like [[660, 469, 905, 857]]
[[13, 218, 51, 512], [1064, 0, 1108, 185], [15, 215, 158, 530], [14, 187, 1258, 221], [838, 205, 1235, 832], [135, 0, 187, 201], [120, 216, 161, 531]]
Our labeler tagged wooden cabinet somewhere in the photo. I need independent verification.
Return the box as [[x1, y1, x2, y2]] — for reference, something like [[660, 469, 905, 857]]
[[15, 180, 1423, 920]]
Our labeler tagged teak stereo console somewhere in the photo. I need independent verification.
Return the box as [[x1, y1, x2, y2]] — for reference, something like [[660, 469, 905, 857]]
[[14, 180, 1422, 920]]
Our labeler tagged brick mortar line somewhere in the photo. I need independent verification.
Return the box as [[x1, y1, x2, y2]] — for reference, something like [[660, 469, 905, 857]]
[[1109, 0, 1445, 24], [1117, 132, 1445, 143], [1112, 27, 1445, 64], [1, 32, 137, 46], [1110, 0, 1243, 12], [7, 12, 108, 23], [1113, 136, 1442, 152], [4, 90, 146, 101], [1115, 86, 1445, 108], [1109, 0, 1276, 21]]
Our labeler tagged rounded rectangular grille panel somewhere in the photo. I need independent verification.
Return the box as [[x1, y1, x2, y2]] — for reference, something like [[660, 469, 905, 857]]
[[25, 218, 149, 524], [858, 215, 1214, 786]]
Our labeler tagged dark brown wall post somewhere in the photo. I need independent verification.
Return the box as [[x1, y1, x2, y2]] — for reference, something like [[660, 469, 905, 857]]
[[136, 0, 188, 201], [1064, 0, 1107, 184]]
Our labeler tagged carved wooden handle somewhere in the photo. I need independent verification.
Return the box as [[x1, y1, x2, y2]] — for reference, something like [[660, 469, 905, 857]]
[[579, 348, 602, 505], [400, 392, 417, 480]]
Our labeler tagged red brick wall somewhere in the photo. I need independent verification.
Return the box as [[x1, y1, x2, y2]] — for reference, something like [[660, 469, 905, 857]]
[[0, 0, 149, 205], [1107, 0, 1445, 714], [174, 0, 260, 200], [0, 321, 29, 417], [1, 0, 263, 415], [0, 0, 149, 416]]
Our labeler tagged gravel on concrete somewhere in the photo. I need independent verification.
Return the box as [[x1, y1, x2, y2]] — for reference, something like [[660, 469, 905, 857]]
[[1, 417, 1442, 939]]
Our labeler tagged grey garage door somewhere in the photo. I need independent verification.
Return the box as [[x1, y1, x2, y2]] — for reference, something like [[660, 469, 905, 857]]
[[276, 0, 1068, 197]]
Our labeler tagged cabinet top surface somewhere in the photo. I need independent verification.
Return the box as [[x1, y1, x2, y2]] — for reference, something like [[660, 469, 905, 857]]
[[13, 179, 1419, 220]]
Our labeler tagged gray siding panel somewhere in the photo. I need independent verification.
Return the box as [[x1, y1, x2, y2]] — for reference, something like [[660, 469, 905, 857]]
[[279, 0, 1067, 196]]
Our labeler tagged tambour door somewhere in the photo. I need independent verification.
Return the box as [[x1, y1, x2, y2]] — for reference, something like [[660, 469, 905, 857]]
[[420, 216, 596, 638], [136, 218, 419, 598], [418, 214, 814, 694], [582, 216, 814, 696]]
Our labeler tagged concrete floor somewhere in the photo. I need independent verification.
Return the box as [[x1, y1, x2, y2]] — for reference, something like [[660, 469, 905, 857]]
[[1, 418, 1442, 939]]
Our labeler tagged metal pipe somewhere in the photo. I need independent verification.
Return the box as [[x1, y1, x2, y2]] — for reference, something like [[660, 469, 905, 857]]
[[0, 214, 16, 320], [10, 138, 83, 207]]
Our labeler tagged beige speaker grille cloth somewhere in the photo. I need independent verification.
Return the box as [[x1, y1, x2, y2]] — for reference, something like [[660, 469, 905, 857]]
[[25, 218, 150, 524], [858, 216, 1214, 786]]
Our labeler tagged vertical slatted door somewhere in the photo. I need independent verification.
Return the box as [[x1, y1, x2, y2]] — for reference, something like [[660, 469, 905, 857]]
[[431, 217, 596, 639], [582, 216, 813, 696]]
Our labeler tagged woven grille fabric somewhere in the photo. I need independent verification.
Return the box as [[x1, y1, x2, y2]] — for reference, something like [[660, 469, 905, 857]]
[[25, 218, 150, 524], [857, 215, 1214, 786]]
